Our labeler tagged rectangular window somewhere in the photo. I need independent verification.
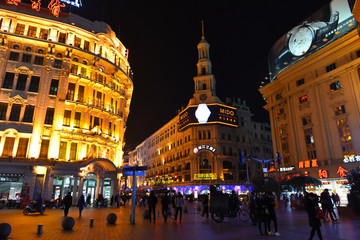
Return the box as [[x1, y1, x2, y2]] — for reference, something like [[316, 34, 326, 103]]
[[16, 74, 27, 91], [9, 104, 21, 121], [2, 72, 15, 89], [334, 105, 346, 116], [304, 128, 317, 160], [34, 56, 44, 65], [49, 79, 59, 95], [80, 67, 87, 77], [296, 78, 305, 86], [63, 110, 71, 126], [39, 139, 49, 158], [66, 82, 75, 101], [108, 122, 112, 135], [44, 108, 54, 125], [326, 63, 336, 72], [77, 85, 85, 102], [22, 54, 32, 63], [299, 95, 308, 104], [0, 103, 8, 120], [198, 131, 202, 140], [22, 105, 34, 123], [93, 116, 100, 127], [39, 28, 48, 40], [14, 23, 25, 35], [28, 76, 40, 92], [16, 138, 29, 157], [27, 26, 37, 38], [59, 141, 67, 160], [9, 52, 19, 61], [58, 32, 66, 43], [70, 64, 78, 74], [69, 142, 77, 160], [83, 40, 90, 51], [336, 118, 354, 156], [275, 93, 282, 100], [53, 59, 62, 69], [330, 81, 341, 92], [2, 137, 15, 156], [74, 36, 81, 48], [74, 112, 81, 128], [302, 115, 312, 126]]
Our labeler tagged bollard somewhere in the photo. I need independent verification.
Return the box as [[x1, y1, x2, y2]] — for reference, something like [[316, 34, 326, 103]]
[[37, 224, 43, 234], [89, 218, 94, 227]]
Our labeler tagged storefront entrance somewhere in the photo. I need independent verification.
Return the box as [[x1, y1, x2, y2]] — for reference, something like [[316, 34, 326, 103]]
[[0, 174, 24, 200], [82, 173, 97, 204]]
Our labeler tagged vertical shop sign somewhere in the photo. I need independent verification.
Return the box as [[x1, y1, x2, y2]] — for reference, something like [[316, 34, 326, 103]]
[[318, 169, 328, 179]]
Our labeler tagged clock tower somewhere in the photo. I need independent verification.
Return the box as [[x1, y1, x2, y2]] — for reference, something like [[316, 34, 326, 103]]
[[189, 21, 222, 105]]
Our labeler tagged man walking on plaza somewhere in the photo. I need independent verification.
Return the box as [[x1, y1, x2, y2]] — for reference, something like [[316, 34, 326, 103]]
[[148, 190, 158, 222], [63, 192, 73, 217], [320, 189, 338, 222], [175, 192, 185, 222], [161, 192, 171, 222]]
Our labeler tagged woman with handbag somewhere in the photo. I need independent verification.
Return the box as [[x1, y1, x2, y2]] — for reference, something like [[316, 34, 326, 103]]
[[305, 193, 323, 240]]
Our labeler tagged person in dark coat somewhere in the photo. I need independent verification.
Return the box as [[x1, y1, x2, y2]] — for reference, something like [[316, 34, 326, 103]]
[[201, 194, 209, 218], [77, 194, 85, 217], [255, 193, 269, 235], [161, 192, 171, 222], [63, 192, 73, 217], [305, 193, 323, 240], [320, 189, 338, 222], [264, 192, 281, 236], [249, 192, 257, 225], [148, 191, 158, 222], [86, 194, 91, 207]]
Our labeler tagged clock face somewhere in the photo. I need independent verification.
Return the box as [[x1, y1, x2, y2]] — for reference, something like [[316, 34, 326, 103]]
[[200, 94, 207, 101], [288, 26, 313, 56]]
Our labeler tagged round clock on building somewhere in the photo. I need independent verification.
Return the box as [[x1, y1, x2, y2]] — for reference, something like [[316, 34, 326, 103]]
[[288, 25, 314, 56], [200, 94, 207, 101]]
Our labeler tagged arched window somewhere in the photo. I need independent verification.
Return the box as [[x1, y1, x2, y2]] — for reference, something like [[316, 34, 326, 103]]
[[201, 68, 206, 76], [200, 159, 209, 169], [185, 162, 190, 170], [202, 83, 207, 90], [177, 165, 182, 172]]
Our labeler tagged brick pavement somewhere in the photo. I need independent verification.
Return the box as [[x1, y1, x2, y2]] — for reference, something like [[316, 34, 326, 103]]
[[1, 203, 360, 240]]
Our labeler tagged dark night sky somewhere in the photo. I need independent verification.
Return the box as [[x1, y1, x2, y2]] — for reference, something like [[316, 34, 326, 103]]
[[72, 0, 332, 148]]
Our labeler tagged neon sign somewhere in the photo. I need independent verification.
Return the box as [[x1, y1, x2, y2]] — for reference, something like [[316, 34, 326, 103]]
[[48, 0, 65, 17], [195, 104, 211, 124], [60, 0, 82, 8], [298, 159, 318, 169], [336, 166, 348, 178], [6, 0, 21, 5], [194, 173, 217, 180], [31, 0, 41, 11], [343, 155, 360, 163], [318, 169, 328, 179], [193, 145, 216, 153]]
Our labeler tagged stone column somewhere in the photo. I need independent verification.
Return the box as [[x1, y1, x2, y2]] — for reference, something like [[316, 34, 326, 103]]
[[72, 176, 78, 205], [78, 177, 84, 198]]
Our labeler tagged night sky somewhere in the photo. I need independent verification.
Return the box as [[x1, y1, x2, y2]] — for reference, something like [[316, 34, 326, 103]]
[[71, 0, 332, 148]]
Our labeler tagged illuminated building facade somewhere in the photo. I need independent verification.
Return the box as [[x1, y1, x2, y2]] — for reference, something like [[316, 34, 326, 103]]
[[128, 28, 273, 196], [0, 3, 133, 205], [259, 0, 359, 204]]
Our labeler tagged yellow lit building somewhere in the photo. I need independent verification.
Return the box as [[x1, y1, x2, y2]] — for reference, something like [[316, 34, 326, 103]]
[[259, 0, 359, 204], [128, 27, 273, 197], [0, 3, 133, 205]]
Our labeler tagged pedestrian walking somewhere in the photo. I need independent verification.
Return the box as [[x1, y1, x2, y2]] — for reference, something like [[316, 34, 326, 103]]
[[305, 193, 323, 240], [264, 192, 281, 236], [63, 192, 72, 217], [320, 189, 338, 222], [249, 192, 257, 225], [77, 194, 85, 217], [255, 193, 269, 235], [86, 194, 91, 207], [175, 192, 185, 222], [201, 194, 209, 219], [161, 192, 171, 222], [148, 190, 158, 222]]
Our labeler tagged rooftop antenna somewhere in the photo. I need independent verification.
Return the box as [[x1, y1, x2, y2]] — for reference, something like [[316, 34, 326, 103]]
[[201, 20, 205, 38]]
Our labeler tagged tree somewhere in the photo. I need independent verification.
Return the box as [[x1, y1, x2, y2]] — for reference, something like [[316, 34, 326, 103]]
[[286, 175, 322, 193]]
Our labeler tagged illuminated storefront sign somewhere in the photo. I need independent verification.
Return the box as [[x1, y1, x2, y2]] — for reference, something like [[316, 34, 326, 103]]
[[298, 159, 318, 169], [337, 166, 348, 178], [179, 103, 238, 131], [279, 167, 295, 172], [318, 169, 328, 179], [343, 155, 360, 163], [31, 0, 41, 11], [60, 0, 82, 8], [193, 145, 216, 153], [194, 173, 217, 180]]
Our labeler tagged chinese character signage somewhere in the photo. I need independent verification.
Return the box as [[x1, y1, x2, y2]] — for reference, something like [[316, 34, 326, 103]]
[[298, 159, 318, 169], [194, 173, 217, 181], [343, 155, 360, 163], [336, 166, 348, 178], [318, 169, 328, 179]]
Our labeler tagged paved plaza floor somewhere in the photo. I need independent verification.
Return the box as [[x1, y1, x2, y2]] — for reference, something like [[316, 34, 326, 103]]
[[1, 203, 360, 240]]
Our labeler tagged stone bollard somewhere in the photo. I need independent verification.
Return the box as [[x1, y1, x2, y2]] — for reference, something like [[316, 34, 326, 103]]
[[0, 223, 11, 239], [106, 213, 117, 224], [89, 218, 94, 227], [62, 217, 75, 230], [37, 224, 43, 234]]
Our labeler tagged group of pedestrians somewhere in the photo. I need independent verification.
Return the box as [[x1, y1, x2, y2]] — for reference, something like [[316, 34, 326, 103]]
[[146, 190, 185, 223], [249, 192, 281, 237]]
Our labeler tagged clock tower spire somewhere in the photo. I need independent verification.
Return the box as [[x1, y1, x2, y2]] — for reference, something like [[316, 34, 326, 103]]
[[189, 20, 221, 105]]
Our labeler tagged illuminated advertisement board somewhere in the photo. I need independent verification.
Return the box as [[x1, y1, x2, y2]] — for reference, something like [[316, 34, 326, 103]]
[[268, 0, 355, 80], [179, 103, 238, 131]]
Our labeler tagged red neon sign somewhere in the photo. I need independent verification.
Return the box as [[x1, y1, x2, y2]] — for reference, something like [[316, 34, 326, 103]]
[[6, 0, 21, 6], [31, 0, 41, 11], [48, 0, 65, 17], [337, 166, 348, 178], [318, 169, 328, 179]]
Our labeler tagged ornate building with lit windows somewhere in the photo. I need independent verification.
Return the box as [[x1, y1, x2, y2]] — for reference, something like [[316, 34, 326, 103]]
[[259, 0, 360, 204], [128, 28, 273, 197], [0, 2, 133, 206]]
